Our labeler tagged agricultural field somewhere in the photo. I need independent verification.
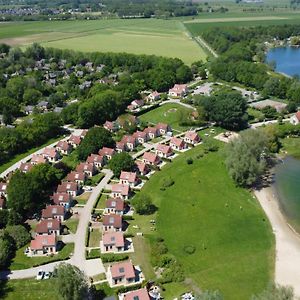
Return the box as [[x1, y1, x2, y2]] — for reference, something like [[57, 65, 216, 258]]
[[139, 103, 194, 132], [0, 18, 206, 65], [136, 137, 274, 299]]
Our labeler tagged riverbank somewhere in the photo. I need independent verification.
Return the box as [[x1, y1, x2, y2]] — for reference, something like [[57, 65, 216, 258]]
[[254, 186, 300, 296]]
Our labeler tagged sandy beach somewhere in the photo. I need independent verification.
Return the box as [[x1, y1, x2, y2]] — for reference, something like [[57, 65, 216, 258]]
[[254, 187, 300, 297]]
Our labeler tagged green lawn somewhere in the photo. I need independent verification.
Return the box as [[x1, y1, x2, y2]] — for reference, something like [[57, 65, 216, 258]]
[[95, 193, 108, 210], [136, 141, 274, 299], [88, 228, 101, 248], [0, 135, 64, 175], [64, 217, 80, 234], [248, 108, 265, 123], [61, 150, 80, 170], [10, 243, 74, 270], [0, 19, 206, 65], [2, 278, 59, 300], [280, 137, 300, 159], [139, 103, 193, 132], [74, 192, 91, 205]]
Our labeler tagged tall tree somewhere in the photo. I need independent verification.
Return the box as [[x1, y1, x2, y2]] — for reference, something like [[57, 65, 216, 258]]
[[54, 263, 89, 300], [108, 152, 135, 177]]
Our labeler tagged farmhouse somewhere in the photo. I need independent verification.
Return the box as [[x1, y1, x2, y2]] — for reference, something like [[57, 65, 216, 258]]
[[168, 84, 188, 97], [120, 171, 139, 187], [76, 162, 96, 177], [135, 161, 150, 176], [121, 135, 137, 151], [69, 135, 82, 148], [57, 182, 79, 197], [0, 182, 7, 197], [105, 198, 125, 215], [101, 231, 125, 253], [52, 192, 72, 208], [42, 147, 60, 163], [31, 154, 48, 165], [35, 219, 61, 236], [104, 121, 118, 132], [102, 214, 123, 232], [133, 131, 148, 144], [111, 184, 130, 200], [290, 111, 300, 125], [120, 288, 150, 300], [19, 162, 33, 173], [86, 154, 105, 168], [42, 205, 65, 222], [116, 142, 126, 153], [143, 127, 159, 139], [184, 131, 201, 145], [148, 91, 161, 102], [66, 171, 86, 184], [107, 261, 137, 287], [155, 123, 171, 136], [155, 144, 173, 158], [142, 152, 161, 166], [29, 234, 57, 256], [55, 141, 73, 155], [170, 137, 186, 151], [99, 147, 116, 160]]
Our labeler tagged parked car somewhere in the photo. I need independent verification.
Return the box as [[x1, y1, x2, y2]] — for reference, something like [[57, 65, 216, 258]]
[[36, 270, 44, 280], [44, 272, 52, 279]]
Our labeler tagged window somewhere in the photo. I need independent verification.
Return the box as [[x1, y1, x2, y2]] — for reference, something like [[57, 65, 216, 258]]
[[119, 267, 124, 273]]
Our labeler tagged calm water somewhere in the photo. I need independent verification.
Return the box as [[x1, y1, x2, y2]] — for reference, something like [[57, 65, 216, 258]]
[[266, 46, 300, 77], [274, 157, 300, 233]]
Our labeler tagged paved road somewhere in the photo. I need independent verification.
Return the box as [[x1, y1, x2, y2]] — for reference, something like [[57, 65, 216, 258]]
[[161, 99, 196, 110], [0, 126, 83, 179], [250, 118, 290, 129], [0, 170, 112, 280]]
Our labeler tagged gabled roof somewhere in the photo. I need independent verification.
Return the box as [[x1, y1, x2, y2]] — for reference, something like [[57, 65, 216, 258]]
[[102, 231, 124, 247], [185, 131, 200, 141], [142, 152, 159, 163], [66, 171, 86, 182], [155, 123, 169, 131], [106, 198, 124, 211], [31, 154, 47, 164], [43, 147, 58, 158], [169, 84, 188, 93], [86, 154, 104, 164], [99, 147, 116, 157], [52, 192, 71, 205], [295, 111, 300, 121], [57, 181, 78, 193], [0, 182, 7, 192], [36, 219, 61, 233], [110, 261, 135, 279], [120, 171, 137, 183], [136, 161, 149, 173], [123, 288, 150, 300], [143, 127, 158, 135], [121, 135, 136, 144], [56, 140, 72, 151], [133, 131, 147, 139], [69, 135, 81, 145], [111, 184, 130, 196], [156, 144, 172, 154], [170, 137, 185, 147], [102, 214, 122, 228], [76, 163, 94, 173], [30, 234, 56, 250], [42, 205, 65, 219], [19, 162, 33, 172]]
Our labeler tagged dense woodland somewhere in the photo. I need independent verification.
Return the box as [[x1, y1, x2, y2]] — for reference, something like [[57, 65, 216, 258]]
[[202, 24, 300, 110]]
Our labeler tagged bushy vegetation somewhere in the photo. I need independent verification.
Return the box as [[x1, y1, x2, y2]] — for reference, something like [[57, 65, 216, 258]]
[[131, 194, 156, 215], [108, 152, 135, 177]]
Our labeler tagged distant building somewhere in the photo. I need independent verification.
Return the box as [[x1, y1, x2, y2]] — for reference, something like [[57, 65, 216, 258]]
[[290, 111, 300, 125]]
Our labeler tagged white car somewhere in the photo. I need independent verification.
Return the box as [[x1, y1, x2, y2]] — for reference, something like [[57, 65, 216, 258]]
[[36, 270, 44, 280]]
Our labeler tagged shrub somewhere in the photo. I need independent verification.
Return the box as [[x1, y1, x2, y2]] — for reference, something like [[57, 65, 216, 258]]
[[86, 249, 101, 259], [100, 254, 129, 263], [186, 158, 193, 165], [183, 245, 196, 255], [116, 283, 142, 294], [160, 177, 174, 191]]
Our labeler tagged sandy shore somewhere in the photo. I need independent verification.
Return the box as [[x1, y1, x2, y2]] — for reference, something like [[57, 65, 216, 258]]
[[254, 187, 300, 297]]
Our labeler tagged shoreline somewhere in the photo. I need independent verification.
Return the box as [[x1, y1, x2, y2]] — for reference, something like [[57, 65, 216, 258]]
[[254, 186, 300, 296]]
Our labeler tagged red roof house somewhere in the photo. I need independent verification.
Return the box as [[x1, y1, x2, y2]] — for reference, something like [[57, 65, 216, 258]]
[[168, 84, 188, 97], [133, 131, 148, 144], [155, 144, 173, 158], [56, 140, 73, 155], [143, 127, 159, 139], [69, 135, 82, 148], [76, 163, 96, 177], [170, 137, 186, 151], [102, 231, 125, 253], [121, 135, 137, 151], [31, 154, 48, 165], [86, 154, 105, 168], [135, 161, 150, 176], [184, 131, 201, 145], [42, 205, 65, 221], [99, 147, 116, 160], [122, 288, 150, 300], [119, 171, 139, 187], [52, 192, 72, 207], [142, 152, 161, 166], [111, 184, 130, 200], [42, 147, 60, 163], [155, 123, 171, 135], [66, 171, 86, 184], [105, 198, 125, 215], [108, 261, 136, 287], [19, 162, 33, 173], [35, 219, 61, 236], [29, 234, 57, 255], [0, 182, 7, 197], [102, 214, 123, 232], [57, 182, 79, 197]]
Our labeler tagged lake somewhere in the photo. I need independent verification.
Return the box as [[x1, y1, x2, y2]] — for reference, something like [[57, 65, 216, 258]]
[[266, 46, 300, 77], [274, 156, 300, 233]]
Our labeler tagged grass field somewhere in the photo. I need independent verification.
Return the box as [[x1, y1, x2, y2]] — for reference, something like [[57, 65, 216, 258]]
[[2, 278, 59, 300], [139, 103, 193, 132], [280, 137, 300, 159], [0, 19, 206, 65], [136, 137, 274, 299]]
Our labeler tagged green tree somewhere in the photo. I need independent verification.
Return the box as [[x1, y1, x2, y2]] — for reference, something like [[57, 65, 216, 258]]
[[251, 283, 294, 300], [199, 91, 248, 130], [225, 129, 270, 187], [77, 127, 114, 161], [132, 194, 155, 215], [23, 88, 42, 105], [0, 231, 14, 270], [5, 225, 31, 249], [108, 152, 135, 177], [54, 263, 89, 300]]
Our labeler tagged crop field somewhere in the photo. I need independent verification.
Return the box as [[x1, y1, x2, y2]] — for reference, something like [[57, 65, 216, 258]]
[[0, 19, 206, 65]]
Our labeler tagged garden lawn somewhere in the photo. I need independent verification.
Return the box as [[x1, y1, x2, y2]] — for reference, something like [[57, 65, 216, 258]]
[[2, 278, 59, 300], [280, 137, 300, 159], [138, 143, 274, 299], [88, 228, 101, 248], [75, 192, 91, 205], [10, 243, 74, 270], [64, 217, 79, 234], [139, 103, 193, 132]]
